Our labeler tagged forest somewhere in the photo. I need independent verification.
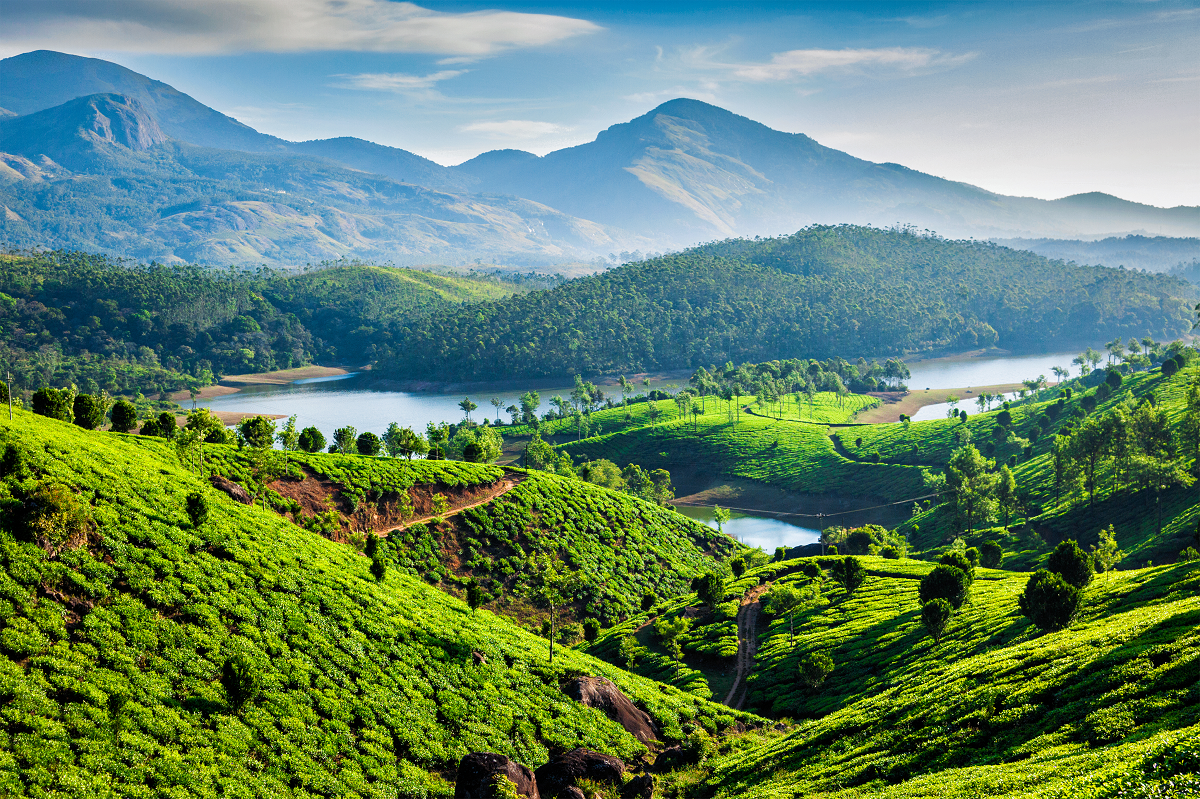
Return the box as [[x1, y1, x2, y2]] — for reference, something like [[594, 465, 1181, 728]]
[[377, 225, 1196, 382]]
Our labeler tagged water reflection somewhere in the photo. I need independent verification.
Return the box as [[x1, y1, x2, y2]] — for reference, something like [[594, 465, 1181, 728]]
[[674, 505, 820, 552]]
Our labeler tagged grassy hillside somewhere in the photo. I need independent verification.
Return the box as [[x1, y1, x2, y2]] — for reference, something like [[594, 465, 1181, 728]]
[[583, 554, 1200, 798], [379, 225, 1195, 382], [0, 409, 760, 797]]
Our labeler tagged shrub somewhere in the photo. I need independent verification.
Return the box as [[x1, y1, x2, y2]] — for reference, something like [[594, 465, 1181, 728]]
[[185, 492, 208, 528], [1019, 569, 1081, 631], [1046, 539, 1093, 588], [238, 416, 276, 449], [72, 394, 108, 430], [221, 654, 260, 711], [830, 557, 866, 596], [1084, 704, 1136, 746], [980, 541, 1003, 569], [356, 431, 382, 456], [1106, 369, 1123, 389], [730, 556, 746, 578], [1162, 358, 1180, 377], [845, 529, 874, 555], [32, 387, 73, 422], [880, 546, 900, 559], [940, 550, 975, 583], [583, 618, 601, 642], [798, 652, 834, 688], [964, 546, 980, 568], [1178, 547, 1200, 563], [802, 561, 822, 579], [641, 591, 657, 612], [921, 599, 953, 643], [110, 399, 138, 433], [298, 426, 326, 453], [692, 573, 725, 607], [774, 546, 787, 562], [370, 553, 387, 582], [919, 565, 970, 609]]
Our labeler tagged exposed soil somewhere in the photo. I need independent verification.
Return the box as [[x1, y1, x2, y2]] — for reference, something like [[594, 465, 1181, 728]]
[[168, 365, 351, 402], [723, 583, 770, 709], [851, 383, 1025, 425]]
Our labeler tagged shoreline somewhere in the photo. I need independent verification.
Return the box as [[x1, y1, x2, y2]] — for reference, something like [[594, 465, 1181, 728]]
[[169, 365, 351, 402], [853, 382, 1031, 424]]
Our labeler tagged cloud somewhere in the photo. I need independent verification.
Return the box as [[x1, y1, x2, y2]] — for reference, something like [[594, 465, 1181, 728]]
[[332, 70, 466, 93], [729, 47, 975, 82], [0, 0, 601, 56], [459, 120, 571, 140]]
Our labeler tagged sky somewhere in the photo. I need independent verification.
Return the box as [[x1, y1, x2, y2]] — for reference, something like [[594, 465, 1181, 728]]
[[1, 0, 1197, 207]]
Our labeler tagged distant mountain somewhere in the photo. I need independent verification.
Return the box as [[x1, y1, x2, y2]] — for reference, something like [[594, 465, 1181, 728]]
[[453, 98, 1200, 244], [0, 92, 637, 266], [0, 50, 469, 192], [994, 234, 1200, 273]]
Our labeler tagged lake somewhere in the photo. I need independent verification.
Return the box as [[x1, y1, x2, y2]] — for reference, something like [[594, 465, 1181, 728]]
[[199, 348, 1094, 437], [674, 504, 820, 552]]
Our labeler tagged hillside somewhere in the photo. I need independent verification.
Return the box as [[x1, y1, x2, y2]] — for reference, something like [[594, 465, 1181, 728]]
[[0, 250, 518, 399], [0, 409, 760, 796], [378, 225, 1196, 382], [0, 92, 637, 266], [995, 235, 1200, 273]]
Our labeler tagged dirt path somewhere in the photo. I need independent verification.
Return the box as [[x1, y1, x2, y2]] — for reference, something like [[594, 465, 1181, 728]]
[[376, 471, 526, 535], [723, 584, 769, 709]]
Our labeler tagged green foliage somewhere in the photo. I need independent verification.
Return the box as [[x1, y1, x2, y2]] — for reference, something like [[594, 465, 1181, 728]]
[[921, 598, 953, 643], [356, 431, 383, 456], [919, 564, 971, 609], [185, 491, 208, 528], [220, 653, 261, 712], [71, 393, 108, 430], [940, 549, 976, 583], [730, 556, 746, 578], [298, 425, 326, 453], [32, 385, 73, 422], [692, 573, 725, 607], [798, 651, 834, 688], [980, 540, 1004, 569], [236, 414, 275, 449], [110, 398, 137, 433], [1048, 539, 1095, 588], [830, 556, 866, 596], [1020, 569, 1083, 631]]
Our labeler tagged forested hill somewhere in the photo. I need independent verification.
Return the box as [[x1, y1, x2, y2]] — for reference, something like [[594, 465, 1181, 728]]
[[377, 225, 1196, 383]]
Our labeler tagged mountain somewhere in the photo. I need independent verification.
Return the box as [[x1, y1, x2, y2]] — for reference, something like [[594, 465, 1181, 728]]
[[995, 234, 1200, 272], [0, 50, 469, 192], [453, 98, 1200, 244], [0, 92, 637, 265], [374, 225, 1197, 383]]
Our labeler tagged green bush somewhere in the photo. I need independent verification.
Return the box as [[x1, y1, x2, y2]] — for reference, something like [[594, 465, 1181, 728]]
[[919, 565, 970, 609], [221, 654, 261, 712], [32, 386, 73, 422], [72, 393, 108, 430], [830, 556, 866, 596], [298, 426, 326, 453], [357, 431, 383, 456], [1083, 704, 1136, 746], [1019, 569, 1081, 631], [921, 599, 953, 643], [798, 652, 834, 688], [1047, 539, 1093, 589], [110, 399, 138, 433], [980, 540, 1003, 569], [940, 549, 975, 583]]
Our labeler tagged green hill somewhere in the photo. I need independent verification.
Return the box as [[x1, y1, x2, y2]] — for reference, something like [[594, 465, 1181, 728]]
[[0, 409, 758, 796], [379, 225, 1195, 382]]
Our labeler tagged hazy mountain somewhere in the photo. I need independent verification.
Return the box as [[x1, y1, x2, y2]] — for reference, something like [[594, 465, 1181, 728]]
[[0, 50, 469, 192], [453, 98, 1200, 244], [0, 93, 636, 266], [994, 234, 1200, 272]]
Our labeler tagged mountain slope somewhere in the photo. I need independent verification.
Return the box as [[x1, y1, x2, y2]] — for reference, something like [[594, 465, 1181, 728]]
[[454, 98, 1200, 243], [0, 93, 637, 265]]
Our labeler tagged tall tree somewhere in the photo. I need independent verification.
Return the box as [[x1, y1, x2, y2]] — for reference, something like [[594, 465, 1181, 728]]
[[522, 555, 580, 664], [945, 445, 998, 533]]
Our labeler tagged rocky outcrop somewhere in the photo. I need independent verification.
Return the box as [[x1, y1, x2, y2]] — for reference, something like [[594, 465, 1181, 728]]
[[562, 676, 658, 744], [534, 748, 625, 798], [210, 474, 252, 505], [455, 752, 539, 799], [621, 774, 655, 799]]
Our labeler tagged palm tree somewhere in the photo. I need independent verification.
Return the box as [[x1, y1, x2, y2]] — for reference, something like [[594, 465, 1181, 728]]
[[1051, 366, 1069, 385], [458, 397, 477, 422], [490, 397, 503, 424]]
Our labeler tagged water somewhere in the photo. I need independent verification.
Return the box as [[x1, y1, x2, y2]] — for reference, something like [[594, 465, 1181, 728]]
[[906, 350, 1084, 391], [675, 505, 820, 552]]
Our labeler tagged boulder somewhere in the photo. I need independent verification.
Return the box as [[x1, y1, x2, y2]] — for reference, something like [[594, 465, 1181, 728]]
[[210, 474, 252, 505], [455, 752, 539, 799], [652, 746, 685, 773], [563, 676, 658, 744], [534, 748, 625, 797], [621, 774, 655, 799], [563, 788, 586, 799]]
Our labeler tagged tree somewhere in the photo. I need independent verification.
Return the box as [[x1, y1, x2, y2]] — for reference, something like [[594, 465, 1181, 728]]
[[1162, 358, 1180, 378], [798, 652, 834, 688], [921, 599, 953, 643], [1019, 570, 1081, 632], [692, 573, 724, 607], [996, 465, 1017, 529], [1046, 539, 1093, 589], [525, 434, 556, 470], [32, 386, 74, 422], [618, 636, 639, 668], [221, 654, 260, 712], [238, 415, 276, 450], [356, 431, 382, 456], [764, 583, 804, 645], [72, 394, 108, 430], [185, 492, 208, 528], [1090, 525, 1123, 577], [519, 391, 541, 424], [980, 540, 1003, 569], [298, 426, 326, 453], [425, 422, 448, 459], [640, 591, 657, 612], [152, 411, 178, 440], [919, 565, 970, 608], [945, 445, 997, 533], [333, 426, 358, 455], [831, 557, 866, 597], [654, 615, 690, 661], [276, 415, 299, 453], [583, 618, 601, 643], [370, 551, 387, 582], [522, 555, 580, 664], [466, 580, 484, 612], [459, 397, 477, 422], [940, 550, 975, 584], [490, 397, 503, 424], [110, 399, 138, 433], [730, 556, 746, 578]]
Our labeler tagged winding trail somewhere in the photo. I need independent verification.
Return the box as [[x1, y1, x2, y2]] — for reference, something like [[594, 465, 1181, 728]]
[[723, 584, 769, 709], [377, 470, 526, 535]]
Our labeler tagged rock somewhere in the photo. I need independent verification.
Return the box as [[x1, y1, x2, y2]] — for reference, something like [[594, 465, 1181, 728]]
[[652, 746, 685, 773], [455, 752, 539, 799], [621, 774, 655, 799], [534, 748, 625, 797], [210, 474, 252, 505], [472, 651, 488, 666], [563, 676, 658, 744], [563, 788, 586, 799]]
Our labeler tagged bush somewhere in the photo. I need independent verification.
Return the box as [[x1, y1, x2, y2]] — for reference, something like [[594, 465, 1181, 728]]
[[583, 618, 601, 642], [692, 573, 725, 607], [72, 394, 108, 430], [964, 546, 980, 568], [798, 652, 834, 688], [641, 591, 657, 612], [298, 426, 326, 453], [1019, 569, 1081, 631], [940, 550, 975, 583], [1106, 369, 1123, 389], [32, 387, 73, 422], [1046, 539, 1093, 588], [801, 561, 822, 579], [110, 399, 138, 433], [185, 492, 208, 528], [830, 557, 866, 596], [1084, 704, 1136, 746], [921, 599, 953, 643], [1162, 358, 1180, 377], [1178, 547, 1200, 563], [919, 565, 970, 609], [221, 654, 260, 711], [980, 541, 1003, 569], [356, 431, 382, 456], [730, 556, 746, 578]]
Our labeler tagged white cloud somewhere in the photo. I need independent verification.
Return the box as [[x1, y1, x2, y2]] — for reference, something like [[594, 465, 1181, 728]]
[[0, 0, 601, 56], [332, 70, 466, 93], [729, 47, 975, 82], [459, 120, 570, 140]]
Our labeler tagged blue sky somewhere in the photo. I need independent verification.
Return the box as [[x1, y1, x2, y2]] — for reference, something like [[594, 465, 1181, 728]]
[[2, 1, 1197, 206]]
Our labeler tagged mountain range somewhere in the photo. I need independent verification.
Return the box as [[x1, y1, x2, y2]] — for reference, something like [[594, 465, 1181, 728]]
[[1, 49, 1197, 266]]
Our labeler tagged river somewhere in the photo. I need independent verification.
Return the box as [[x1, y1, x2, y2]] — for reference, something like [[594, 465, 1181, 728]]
[[674, 505, 820, 552]]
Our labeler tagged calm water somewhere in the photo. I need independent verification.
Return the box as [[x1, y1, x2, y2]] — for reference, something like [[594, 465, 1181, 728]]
[[675, 505, 820, 552], [906, 350, 1083, 391]]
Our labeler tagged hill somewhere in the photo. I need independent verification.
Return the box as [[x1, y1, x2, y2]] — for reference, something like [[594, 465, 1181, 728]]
[[377, 225, 1196, 383], [995, 235, 1200, 273], [453, 98, 1200, 244], [0, 250, 518, 399], [0, 92, 637, 266]]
